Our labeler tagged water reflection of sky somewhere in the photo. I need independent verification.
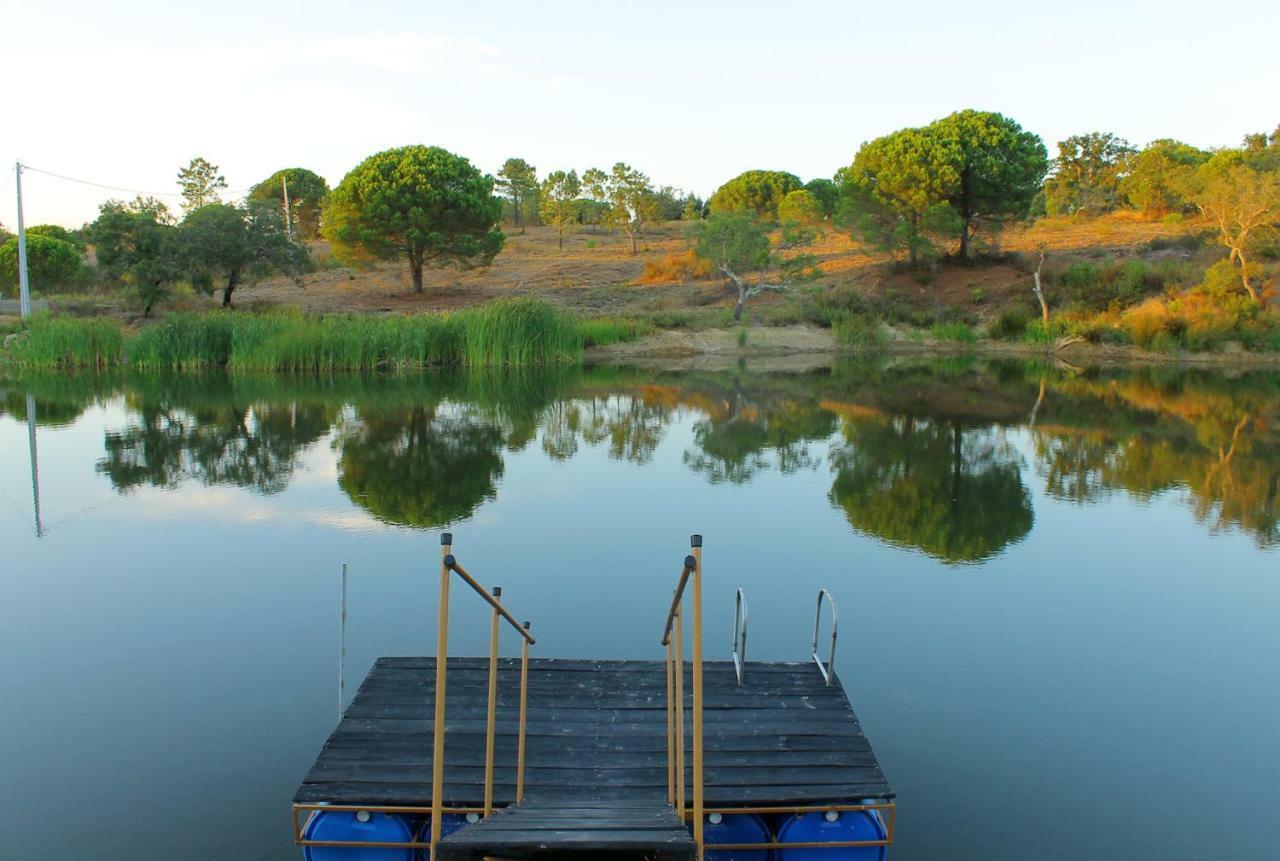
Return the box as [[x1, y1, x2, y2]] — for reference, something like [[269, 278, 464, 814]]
[[1, 364, 1278, 860]]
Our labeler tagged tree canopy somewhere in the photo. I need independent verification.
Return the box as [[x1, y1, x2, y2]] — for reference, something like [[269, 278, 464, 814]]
[[0, 233, 83, 298], [177, 157, 227, 211], [1192, 152, 1280, 303], [1121, 139, 1207, 215], [248, 168, 330, 240], [1043, 132, 1135, 216], [708, 170, 802, 219], [583, 163, 654, 254], [539, 169, 582, 250], [323, 145, 504, 292], [89, 198, 182, 315], [496, 158, 540, 230], [181, 202, 307, 306]]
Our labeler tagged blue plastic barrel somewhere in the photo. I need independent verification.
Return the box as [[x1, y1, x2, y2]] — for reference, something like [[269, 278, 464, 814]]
[[702, 812, 772, 861], [775, 808, 887, 861], [301, 810, 417, 860]]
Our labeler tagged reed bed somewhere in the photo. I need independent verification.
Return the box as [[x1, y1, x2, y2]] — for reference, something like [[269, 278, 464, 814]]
[[5, 298, 649, 371], [7, 315, 125, 368]]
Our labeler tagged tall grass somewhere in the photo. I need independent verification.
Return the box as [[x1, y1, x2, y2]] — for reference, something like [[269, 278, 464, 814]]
[[3, 298, 648, 371], [8, 315, 124, 368]]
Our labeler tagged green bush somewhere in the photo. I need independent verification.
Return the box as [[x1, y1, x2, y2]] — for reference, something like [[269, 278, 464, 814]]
[[0, 234, 84, 297], [929, 322, 978, 344], [988, 309, 1032, 340], [832, 312, 886, 351]]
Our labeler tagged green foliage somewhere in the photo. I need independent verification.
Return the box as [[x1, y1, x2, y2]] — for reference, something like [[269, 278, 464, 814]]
[[578, 316, 656, 347], [1121, 139, 1208, 214], [928, 110, 1048, 259], [7, 314, 123, 367], [688, 211, 771, 277], [177, 157, 227, 211], [831, 311, 886, 351], [496, 158, 540, 229], [323, 145, 505, 292], [777, 189, 824, 225], [540, 170, 582, 250], [26, 224, 86, 252], [649, 186, 701, 221], [248, 168, 330, 239], [0, 234, 83, 297], [988, 308, 1031, 340], [803, 178, 839, 216], [89, 198, 183, 315], [1043, 132, 1134, 215], [1191, 153, 1280, 303], [181, 201, 308, 306], [460, 297, 582, 367], [708, 170, 802, 219], [582, 163, 654, 254], [930, 322, 978, 344]]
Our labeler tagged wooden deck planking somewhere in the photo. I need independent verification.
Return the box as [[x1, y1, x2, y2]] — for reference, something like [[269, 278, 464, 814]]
[[295, 657, 892, 808]]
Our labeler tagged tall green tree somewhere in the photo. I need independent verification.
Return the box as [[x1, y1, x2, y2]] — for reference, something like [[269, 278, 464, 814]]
[[583, 163, 654, 254], [1043, 132, 1135, 216], [1121, 139, 1208, 215], [927, 110, 1048, 261], [803, 178, 840, 217], [181, 201, 308, 307], [26, 224, 86, 252], [708, 170, 802, 219], [248, 168, 330, 240], [89, 198, 182, 315], [539, 170, 582, 250], [0, 234, 82, 298], [496, 158, 539, 231], [323, 146, 504, 293], [837, 126, 961, 267], [177, 157, 227, 211]]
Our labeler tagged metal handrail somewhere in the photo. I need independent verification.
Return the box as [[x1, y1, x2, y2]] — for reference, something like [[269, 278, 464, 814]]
[[731, 588, 748, 686], [812, 588, 838, 686], [662, 534, 704, 860], [429, 533, 534, 859]]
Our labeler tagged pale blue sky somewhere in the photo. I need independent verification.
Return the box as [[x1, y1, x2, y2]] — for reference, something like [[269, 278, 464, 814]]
[[4, 0, 1277, 227]]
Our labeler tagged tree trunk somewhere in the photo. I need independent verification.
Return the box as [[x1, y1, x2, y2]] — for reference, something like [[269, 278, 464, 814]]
[[1032, 252, 1050, 326], [558, 222, 564, 251], [222, 268, 239, 307], [627, 225, 638, 255], [958, 164, 972, 262], [411, 261, 424, 294], [1239, 252, 1260, 303], [733, 289, 746, 321]]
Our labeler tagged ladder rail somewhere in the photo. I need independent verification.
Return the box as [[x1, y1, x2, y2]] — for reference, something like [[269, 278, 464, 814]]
[[731, 588, 748, 686], [811, 588, 838, 686]]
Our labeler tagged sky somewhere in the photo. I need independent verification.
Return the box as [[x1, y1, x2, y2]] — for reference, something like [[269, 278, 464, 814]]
[[3, 0, 1278, 228]]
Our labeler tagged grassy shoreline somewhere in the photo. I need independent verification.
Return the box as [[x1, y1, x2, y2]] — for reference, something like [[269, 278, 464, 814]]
[[1, 299, 654, 371]]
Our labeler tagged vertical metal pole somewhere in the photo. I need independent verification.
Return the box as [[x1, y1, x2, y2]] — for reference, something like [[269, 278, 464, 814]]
[[338, 562, 348, 722], [516, 621, 531, 802], [690, 534, 704, 860], [673, 603, 685, 820], [665, 637, 675, 805], [430, 534, 453, 857], [484, 586, 502, 816], [15, 163, 31, 319], [282, 175, 293, 239], [26, 394, 43, 538]]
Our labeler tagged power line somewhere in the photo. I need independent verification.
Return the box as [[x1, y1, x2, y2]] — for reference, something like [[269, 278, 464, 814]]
[[19, 163, 255, 200]]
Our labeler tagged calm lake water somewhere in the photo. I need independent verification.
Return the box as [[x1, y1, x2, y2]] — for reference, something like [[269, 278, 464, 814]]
[[2, 360, 1278, 860]]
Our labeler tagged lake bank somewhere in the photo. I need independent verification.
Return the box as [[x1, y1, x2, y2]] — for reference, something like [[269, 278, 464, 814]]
[[588, 323, 1280, 370]]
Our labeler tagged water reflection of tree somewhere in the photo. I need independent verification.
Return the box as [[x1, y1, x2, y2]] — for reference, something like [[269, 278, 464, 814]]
[[829, 415, 1034, 563], [97, 402, 333, 494], [539, 396, 671, 464], [682, 384, 836, 484], [336, 405, 505, 528]]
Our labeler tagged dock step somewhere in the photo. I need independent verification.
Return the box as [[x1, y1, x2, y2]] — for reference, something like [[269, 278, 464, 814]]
[[436, 796, 697, 861]]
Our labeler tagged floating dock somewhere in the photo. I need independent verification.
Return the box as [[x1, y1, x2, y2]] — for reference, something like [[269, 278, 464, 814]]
[[292, 535, 895, 859]]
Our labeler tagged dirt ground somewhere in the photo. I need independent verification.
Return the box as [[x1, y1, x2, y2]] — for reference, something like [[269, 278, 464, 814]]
[[161, 214, 1205, 324]]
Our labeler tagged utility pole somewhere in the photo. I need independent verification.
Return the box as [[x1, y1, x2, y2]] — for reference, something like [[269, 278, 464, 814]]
[[15, 162, 31, 318], [282, 174, 292, 239]]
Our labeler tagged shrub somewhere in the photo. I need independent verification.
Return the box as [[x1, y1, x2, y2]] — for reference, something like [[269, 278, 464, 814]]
[[579, 316, 655, 347], [639, 250, 715, 284], [929, 322, 978, 344], [988, 309, 1031, 340], [832, 312, 886, 351], [0, 235, 84, 297]]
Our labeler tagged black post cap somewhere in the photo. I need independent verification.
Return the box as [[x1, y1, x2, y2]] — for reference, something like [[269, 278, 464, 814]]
[[492, 586, 502, 597], [684, 555, 697, 571], [523, 621, 531, 630], [690, 534, 703, 548], [443, 554, 456, 568], [441, 532, 453, 545]]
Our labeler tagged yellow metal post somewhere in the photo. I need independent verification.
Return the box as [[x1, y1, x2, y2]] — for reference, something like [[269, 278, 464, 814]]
[[430, 534, 453, 857], [690, 535, 704, 860], [673, 603, 685, 820], [484, 586, 502, 816], [517, 621, 531, 802], [665, 637, 675, 804]]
